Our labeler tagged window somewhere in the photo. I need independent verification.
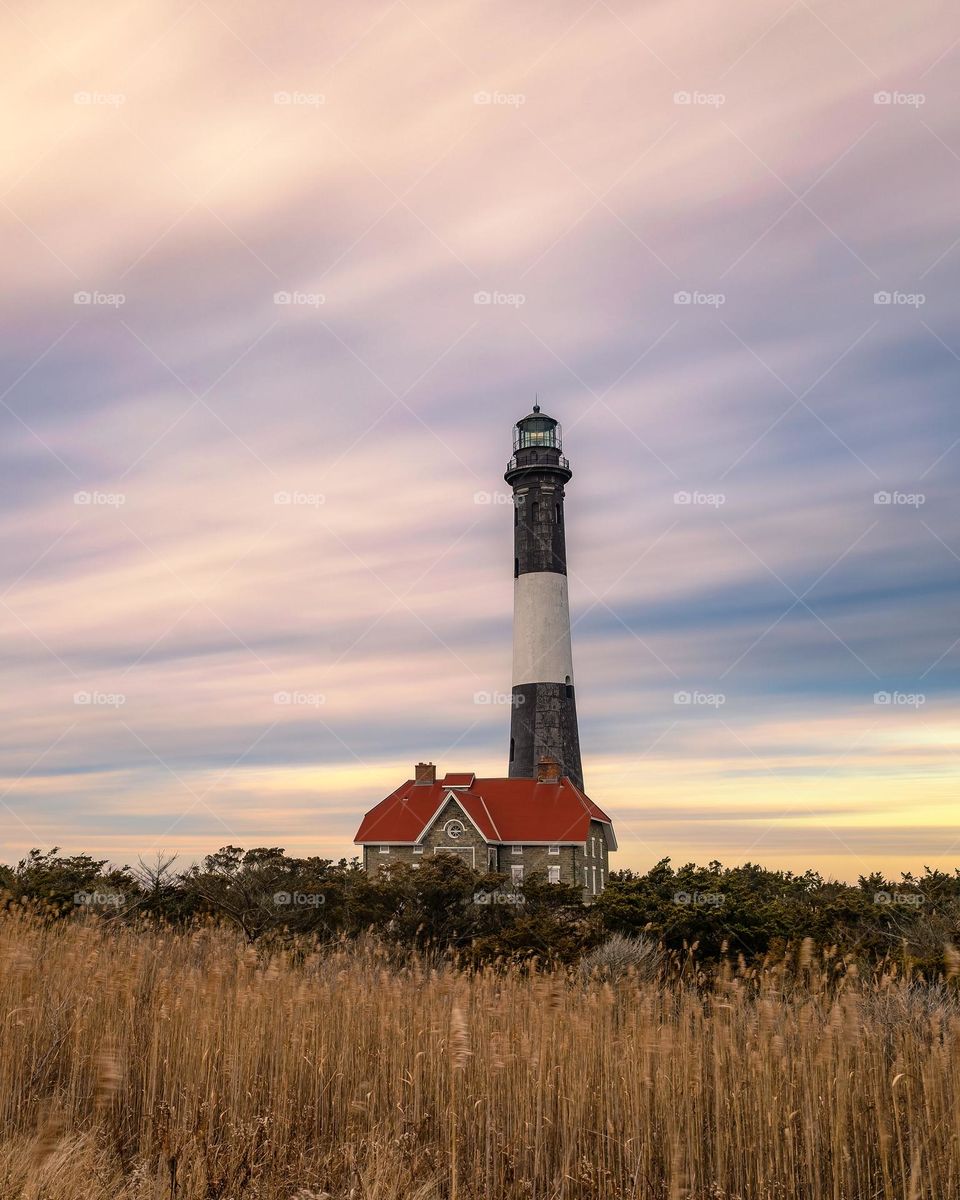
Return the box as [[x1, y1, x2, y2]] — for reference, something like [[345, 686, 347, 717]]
[[583, 866, 588, 888], [531, 501, 540, 523], [444, 820, 465, 840], [379, 846, 390, 854], [412, 845, 423, 855], [556, 504, 561, 523], [599, 868, 604, 891], [512, 845, 522, 855], [509, 737, 515, 763], [548, 865, 561, 884], [511, 864, 524, 883], [592, 866, 597, 894], [514, 557, 519, 578], [548, 845, 559, 855]]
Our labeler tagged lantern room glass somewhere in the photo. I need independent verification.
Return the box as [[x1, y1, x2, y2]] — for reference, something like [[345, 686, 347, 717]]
[[514, 419, 562, 452]]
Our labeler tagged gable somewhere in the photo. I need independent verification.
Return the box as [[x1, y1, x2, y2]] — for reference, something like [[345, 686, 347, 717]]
[[418, 793, 490, 844]]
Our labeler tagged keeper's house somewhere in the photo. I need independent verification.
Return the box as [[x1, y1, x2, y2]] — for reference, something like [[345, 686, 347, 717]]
[[354, 758, 616, 897]]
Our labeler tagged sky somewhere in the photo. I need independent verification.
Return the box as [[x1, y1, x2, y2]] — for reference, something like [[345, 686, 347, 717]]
[[1, 0, 958, 881]]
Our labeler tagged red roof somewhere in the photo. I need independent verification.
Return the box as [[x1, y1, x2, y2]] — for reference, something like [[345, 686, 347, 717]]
[[355, 774, 615, 848], [441, 772, 475, 787]]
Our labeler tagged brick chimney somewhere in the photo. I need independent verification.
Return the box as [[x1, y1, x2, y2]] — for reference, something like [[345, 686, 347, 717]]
[[414, 762, 436, 785], [537, 755, 561, 783]]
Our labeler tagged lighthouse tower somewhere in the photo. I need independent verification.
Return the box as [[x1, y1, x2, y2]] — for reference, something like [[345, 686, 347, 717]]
[[504, 404, 584, 790]]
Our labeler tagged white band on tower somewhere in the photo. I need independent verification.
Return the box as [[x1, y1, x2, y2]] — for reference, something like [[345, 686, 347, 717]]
[[512, 571, 575, 686]]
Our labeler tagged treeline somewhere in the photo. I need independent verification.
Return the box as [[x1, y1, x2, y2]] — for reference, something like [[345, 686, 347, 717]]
[[2, 846, 960, 971]]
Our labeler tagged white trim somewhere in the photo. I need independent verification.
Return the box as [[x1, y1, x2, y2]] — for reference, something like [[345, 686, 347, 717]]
[[415, 793, 490, 845], [548, 845, 559, 855], [548, 865, 561, 884]]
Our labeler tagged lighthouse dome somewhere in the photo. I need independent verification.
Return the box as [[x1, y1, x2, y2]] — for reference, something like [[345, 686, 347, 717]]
[[513, 403, 562, 452]]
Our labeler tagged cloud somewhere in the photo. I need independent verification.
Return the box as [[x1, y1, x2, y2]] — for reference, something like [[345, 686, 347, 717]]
[[0, 0, 958, 877]]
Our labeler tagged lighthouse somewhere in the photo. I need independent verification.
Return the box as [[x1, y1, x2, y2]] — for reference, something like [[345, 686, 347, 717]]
[[355, 403, 615, 892], [504, 404, 584, 790]]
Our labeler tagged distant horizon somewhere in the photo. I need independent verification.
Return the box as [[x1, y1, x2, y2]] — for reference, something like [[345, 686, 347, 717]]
[[1, 0, 958, 880]]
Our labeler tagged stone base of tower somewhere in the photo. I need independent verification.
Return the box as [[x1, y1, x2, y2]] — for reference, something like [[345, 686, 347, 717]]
[[508, 682, 583, 791]]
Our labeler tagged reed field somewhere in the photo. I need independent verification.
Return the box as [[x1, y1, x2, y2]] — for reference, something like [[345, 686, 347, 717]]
[[1, 908, 958, 1200]]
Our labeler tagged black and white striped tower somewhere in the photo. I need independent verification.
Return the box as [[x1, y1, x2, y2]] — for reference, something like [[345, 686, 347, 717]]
[[504, 404, 584, 790]]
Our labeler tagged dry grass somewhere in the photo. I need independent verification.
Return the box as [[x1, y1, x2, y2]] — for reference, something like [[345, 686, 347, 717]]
[[1, 909, 958, 1199]]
